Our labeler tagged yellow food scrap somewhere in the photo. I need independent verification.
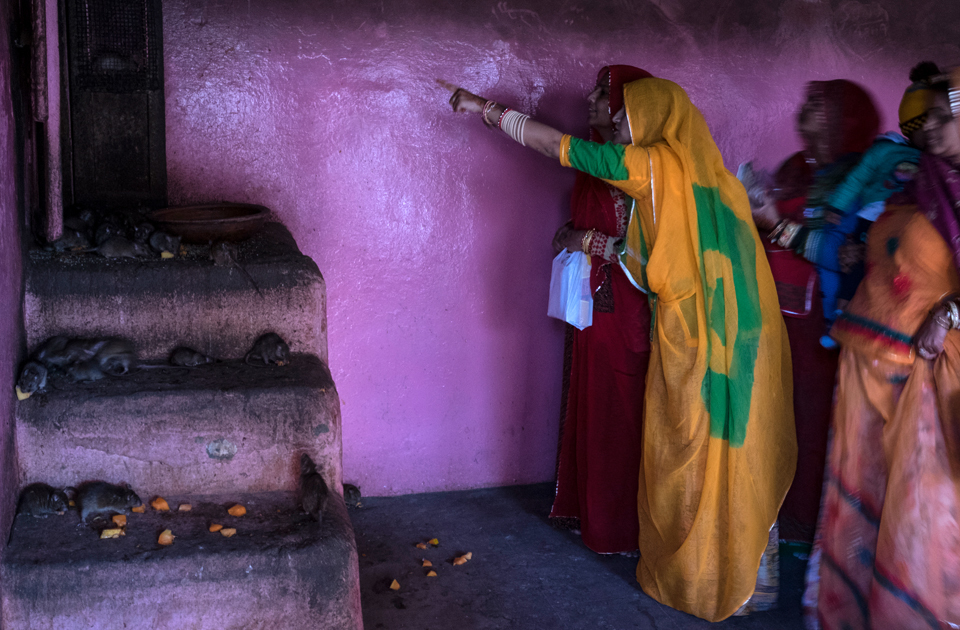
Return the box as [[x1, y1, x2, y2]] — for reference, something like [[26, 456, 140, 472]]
[[100, 528, 123, 539], [464, 552, 473, 560], [160, 251, 175, 259], [422, 560, 433, 567], [389, 579, 400, 591], [15, 386, 30, 401], [209, 523, 223, 533], [220, 528, 237, 538], [415, 543, 427, 550], [131, 505, 145, 513], [69, 500, 76, 507], [426, 570, 437, 577], [428, 538, 439, 546], [112, 515, 126, 527], [227, 504, 246, 517], [158, 529, 175, 545], [150, 497, 170, 511], [178, 504, 192, 512]]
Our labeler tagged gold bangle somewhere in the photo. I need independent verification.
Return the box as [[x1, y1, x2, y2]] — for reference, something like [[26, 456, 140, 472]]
[[581, 229, 595, 254]]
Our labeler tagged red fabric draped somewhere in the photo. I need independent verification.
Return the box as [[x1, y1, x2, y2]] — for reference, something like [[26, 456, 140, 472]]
[[549, 65, 653, 553], [768, 79, 879, 543]]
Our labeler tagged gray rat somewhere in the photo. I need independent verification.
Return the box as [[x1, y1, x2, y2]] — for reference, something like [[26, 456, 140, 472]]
[[16, 361, 48, 395], [343, 483, 362, 508], [17, 483, 69, 517], [132, 221, 155, 244], [149, 231, 181, 255], [75, 481, 142, 524], [92, 236, 151, 259], [299, 453, 329, 523], [67, 359, 105, 382], [95, 222, 123, 245], [32, 335, 71, 368], [169, 347, 215, 367], [210, 241, 263, 298], [245, 332, 290, 366], [50, 229, 91, 252], [94, 338, 137, 375]]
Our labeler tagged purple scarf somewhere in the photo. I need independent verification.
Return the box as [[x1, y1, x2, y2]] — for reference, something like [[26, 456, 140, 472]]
[[916, 153, 960, 273]]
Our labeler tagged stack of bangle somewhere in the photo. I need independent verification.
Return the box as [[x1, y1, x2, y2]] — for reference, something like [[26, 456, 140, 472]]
[[933, 297, 960, 330], [581, 229, 596, 255], [481, 100, 498, 128]]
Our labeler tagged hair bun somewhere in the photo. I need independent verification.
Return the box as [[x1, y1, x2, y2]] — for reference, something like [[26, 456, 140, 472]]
[[909, 61, 941, 84]]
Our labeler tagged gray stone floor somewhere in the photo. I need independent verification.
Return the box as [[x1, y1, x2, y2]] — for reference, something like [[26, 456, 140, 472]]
[[351, 483, 805, 629]]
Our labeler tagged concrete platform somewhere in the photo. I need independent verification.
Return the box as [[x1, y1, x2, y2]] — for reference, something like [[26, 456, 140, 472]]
[[1, 491, 362, 630], [24, 222, 328, 363], [16, 354, 342, 496]]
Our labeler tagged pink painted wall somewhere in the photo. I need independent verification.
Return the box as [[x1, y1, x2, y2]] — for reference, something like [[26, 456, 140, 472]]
[[162, 0, 960, 495], [0, 0, 22, 543]]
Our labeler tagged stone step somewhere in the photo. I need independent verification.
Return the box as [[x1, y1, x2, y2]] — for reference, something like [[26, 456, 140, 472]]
[[24, 222, 328, 363], [1, 490, 361, 630], [16, 354, 341, 496]]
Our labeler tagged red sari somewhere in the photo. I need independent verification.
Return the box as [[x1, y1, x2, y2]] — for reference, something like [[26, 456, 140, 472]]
[[549, 65, 652, 554], [767, 80, 880, 543]]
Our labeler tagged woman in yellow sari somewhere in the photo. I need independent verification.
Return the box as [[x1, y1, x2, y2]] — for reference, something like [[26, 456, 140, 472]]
[[442, 77, 796, 621]]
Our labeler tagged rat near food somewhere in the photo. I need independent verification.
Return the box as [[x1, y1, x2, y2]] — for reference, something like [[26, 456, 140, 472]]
[[300, 453, 329, 523], [211, 240, 264, 298], [17, 483, 69, 517], [169, 346, 216, 367], [75, 481, 142, 525], [245, 332, 290, 366]]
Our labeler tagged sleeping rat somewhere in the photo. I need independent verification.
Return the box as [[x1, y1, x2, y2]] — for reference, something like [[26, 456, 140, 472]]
[[67, 359, 105, 383], [94, 338, 137, 376], [32, 335, 71, 368], [299, 453, 329, 523], [245, 332, 290, 366], [17, 483, 69, 517], [75, 481, 142, 524], [169, 347, 215, 367]]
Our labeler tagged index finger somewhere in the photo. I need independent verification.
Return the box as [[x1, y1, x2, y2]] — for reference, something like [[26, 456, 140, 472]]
[[436, 78, 460, 93]]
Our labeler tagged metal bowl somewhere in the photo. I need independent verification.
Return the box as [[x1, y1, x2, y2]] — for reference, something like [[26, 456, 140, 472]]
[[148, 203, 270, 243]]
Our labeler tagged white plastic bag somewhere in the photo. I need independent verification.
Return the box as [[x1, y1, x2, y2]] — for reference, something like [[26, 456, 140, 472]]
[[547, 250, 593, 330]]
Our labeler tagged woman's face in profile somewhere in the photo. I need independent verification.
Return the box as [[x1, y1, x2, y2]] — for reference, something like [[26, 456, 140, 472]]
[[924, 91, 960, 165], [612, 106, 632, 145], [587, 74, 612, 131]]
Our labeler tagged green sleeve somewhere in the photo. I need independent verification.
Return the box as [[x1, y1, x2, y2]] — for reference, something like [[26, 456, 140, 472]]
[[567, 137, 629, 181]]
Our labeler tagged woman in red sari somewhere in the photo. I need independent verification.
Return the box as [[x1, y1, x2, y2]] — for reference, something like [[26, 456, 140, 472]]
[[753, 80, 879, 543], [548, 64, 653, 554]]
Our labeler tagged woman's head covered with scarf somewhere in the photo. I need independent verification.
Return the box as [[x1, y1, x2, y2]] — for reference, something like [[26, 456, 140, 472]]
[[589, 65, 652, 142], [801, 80, 880, 165]]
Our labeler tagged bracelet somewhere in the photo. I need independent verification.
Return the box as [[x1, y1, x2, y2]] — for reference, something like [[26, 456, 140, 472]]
[[768, 219, 787, 242], [581, 229, 596, 255], [481, 100, 498, 128], [777, 221, 802, 249], [499, 109, 530, 147], [948, 300, 960, 329], [497, 108, 512, 129]]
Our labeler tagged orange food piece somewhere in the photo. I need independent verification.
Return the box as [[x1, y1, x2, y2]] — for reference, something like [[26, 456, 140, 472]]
[[178, 504, 192, 512], [426, 570, 437, 577], [112, 515, 126, 527], [428, 538, 439, 546], [131, 506, 145, 513], [227, 504, 246, 517], [415, 543, 427, 550], [150, 497, 170, 511], [158, 529, 175, 545], [209, 523, 223, 533], [422, 560, 433, 567], [453, 556, 467, 566], [220, 528, 237, 538], [389, 579, 400, 591]]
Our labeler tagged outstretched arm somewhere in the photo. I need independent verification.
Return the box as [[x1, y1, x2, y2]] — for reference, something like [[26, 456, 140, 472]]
[[440, 80, 565, 160]]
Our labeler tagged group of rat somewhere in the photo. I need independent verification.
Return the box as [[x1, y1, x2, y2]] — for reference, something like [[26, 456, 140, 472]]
[[17, 452, 329, 530], [50, 205, 263, 295], [16, 331, 291, 396]]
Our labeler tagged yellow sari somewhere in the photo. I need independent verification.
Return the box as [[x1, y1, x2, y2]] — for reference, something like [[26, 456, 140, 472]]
[[560, 78, 796, 621]]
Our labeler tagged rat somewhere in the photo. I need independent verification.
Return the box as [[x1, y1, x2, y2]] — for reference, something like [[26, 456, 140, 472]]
[[299, 453, 329, 523], [94, 338, 137, 376], [75, 481, 141, 524], [91, 236, 151, 260], [169, 347, 215, 367], [50, 229, 92, 252], [132, 221, 155, 244], [95, 222, 123, 245], [245, 332, 290, 366], [17, 483, 69, 517], [67, 359, 105, 382], [343, 483, 362, 508], [149, 231, 181, 255], [16, 361, 48, 395], [32, 335, 71, 368], [210, 241, 263, 298]]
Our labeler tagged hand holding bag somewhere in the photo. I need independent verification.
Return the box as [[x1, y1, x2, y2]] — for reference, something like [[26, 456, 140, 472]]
[[547, 250, 593, 330]]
